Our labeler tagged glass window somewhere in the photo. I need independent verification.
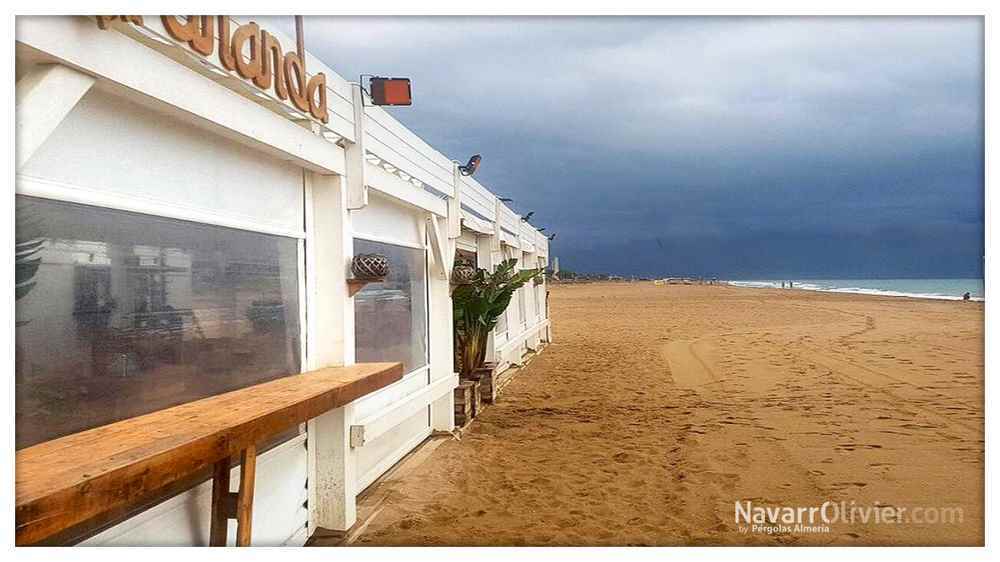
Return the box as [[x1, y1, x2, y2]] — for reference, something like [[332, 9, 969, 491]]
[[353, 239, 428, 373], [455, 248, 476, 266], [15, 196, 301, 449]]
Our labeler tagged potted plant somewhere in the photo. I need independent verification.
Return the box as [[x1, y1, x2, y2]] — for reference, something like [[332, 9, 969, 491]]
[[452, 258, 541, 379]]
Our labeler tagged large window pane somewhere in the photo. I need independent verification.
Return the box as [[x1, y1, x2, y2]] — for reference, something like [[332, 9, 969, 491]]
[[354, 240, 428, 373], [15, 196, 301, 449]]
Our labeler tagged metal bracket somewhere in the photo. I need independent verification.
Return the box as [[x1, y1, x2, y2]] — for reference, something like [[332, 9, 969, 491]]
[[349, 425, 366, 448]]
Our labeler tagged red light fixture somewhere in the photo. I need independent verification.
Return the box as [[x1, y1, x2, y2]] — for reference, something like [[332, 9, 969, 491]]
[[369, 76, 412, 106]]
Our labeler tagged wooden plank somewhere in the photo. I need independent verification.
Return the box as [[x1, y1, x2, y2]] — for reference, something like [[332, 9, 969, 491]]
[[16, 361, 403, 546], [235, 445, 257, 546]]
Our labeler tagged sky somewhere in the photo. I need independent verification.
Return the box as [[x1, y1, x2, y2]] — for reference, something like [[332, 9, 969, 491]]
[[270, 16, 984, 279]]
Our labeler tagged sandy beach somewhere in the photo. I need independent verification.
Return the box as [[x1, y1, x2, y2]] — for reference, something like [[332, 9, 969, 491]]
[[328, 283, 983, 546]]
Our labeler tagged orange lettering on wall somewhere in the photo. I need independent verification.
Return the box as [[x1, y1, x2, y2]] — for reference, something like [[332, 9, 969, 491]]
[[98, 16, 329, 124], [161, 15, 198, 42], [307, 73, 329, 123], [232, 22, 262, 81], [189, 16, 214, 56], [283, 53, 310, 113], [256, 31, 288, 100], [217, 16, 237, 71]]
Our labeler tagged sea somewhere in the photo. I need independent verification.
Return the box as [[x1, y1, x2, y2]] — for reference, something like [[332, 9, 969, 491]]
[[727, 279, 984, 301]]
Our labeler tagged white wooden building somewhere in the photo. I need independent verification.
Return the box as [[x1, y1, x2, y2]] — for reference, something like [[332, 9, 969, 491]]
[[14, 15, 550, 546]]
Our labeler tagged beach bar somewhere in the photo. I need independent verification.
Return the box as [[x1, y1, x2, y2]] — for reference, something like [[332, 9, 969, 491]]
[[14, 15, 549, 546]]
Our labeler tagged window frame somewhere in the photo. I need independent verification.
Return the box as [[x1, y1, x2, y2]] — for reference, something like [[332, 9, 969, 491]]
[[351, 235, 431, 379]]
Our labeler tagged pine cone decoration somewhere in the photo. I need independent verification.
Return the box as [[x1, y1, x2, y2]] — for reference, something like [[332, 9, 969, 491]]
[[352, 253, 389, 280], [451, 263, 477, 285]]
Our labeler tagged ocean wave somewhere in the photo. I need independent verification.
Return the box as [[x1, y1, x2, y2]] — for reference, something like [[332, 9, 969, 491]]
[[726, 281, 984, 302]]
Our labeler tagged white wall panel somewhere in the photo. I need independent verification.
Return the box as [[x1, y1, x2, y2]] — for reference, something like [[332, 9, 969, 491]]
[[351, 191, 424, 248], [355, 409, 431, 491], [456, 230, 479, 253], [21, 88, 304, 236], [459, 175, 496, 220]]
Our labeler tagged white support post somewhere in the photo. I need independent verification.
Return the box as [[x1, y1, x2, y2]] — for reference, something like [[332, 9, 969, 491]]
[[491, 198, 503, 264], [344, 84, 368, 210], [540, 256, 553, 344], [308, 404, 357, 531], [448, 164, 463, 239], [306, 173, 358, 533], [476, 231, 494, 271], [477, 230, 498, 363], [306, 173, 353, 368], [427, 215, 456, 433], [16, 63, 95, 170], [511, 247, 525, 360]]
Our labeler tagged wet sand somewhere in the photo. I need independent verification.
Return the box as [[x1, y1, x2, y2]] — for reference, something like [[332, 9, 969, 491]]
[[336, 283, 984, 546]]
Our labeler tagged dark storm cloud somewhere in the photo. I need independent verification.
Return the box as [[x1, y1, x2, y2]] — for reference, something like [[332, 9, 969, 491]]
[[270, 16, 984, 277]]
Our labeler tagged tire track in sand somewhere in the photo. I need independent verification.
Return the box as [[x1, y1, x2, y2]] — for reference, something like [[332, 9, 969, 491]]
[[664, 339, 719, 389]]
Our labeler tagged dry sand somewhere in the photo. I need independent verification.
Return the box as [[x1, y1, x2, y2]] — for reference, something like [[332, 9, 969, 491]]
[[331, 283, 984, 546]]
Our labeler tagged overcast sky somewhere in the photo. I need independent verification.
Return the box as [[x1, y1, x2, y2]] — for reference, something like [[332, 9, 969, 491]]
[[271, 16, 983, 278]]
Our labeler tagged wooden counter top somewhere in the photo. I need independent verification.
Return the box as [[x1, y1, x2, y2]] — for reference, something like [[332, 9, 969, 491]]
[[16, 362, 404, 545]]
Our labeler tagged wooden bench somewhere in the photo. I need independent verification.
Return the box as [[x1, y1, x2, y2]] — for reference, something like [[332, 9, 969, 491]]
[[15, 362, 404, 546]]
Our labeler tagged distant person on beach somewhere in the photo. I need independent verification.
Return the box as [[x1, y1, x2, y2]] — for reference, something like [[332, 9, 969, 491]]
[[963, 292, 971, 301], [781, 281, 785, 289], [789, 281, 794, 289]]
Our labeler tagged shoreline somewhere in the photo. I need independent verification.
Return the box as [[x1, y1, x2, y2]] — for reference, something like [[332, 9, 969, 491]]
[[726, 280, 984, 302]]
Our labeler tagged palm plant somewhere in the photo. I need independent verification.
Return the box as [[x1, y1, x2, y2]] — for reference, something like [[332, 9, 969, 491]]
[[453, 258, 542, 378]]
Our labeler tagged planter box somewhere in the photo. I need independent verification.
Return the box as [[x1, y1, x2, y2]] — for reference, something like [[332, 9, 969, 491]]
[[474, 363, 498, 404], [454, 381, 475, 427], [470, 380, 483, 417]]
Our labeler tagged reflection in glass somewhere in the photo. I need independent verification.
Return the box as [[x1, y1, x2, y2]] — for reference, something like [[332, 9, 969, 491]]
[[14, 196, 301, 449], [353, 239, 428, 374]]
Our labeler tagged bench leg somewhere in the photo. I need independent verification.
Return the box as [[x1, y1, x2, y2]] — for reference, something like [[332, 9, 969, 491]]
[[209, 457, 232, 546], [236, 444, 257, 546], [208, 445, 257, 547]]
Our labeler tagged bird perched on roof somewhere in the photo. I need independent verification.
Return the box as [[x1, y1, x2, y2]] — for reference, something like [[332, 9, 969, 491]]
[[522, 211, 535, 221], [547, 233, 557, 241]]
